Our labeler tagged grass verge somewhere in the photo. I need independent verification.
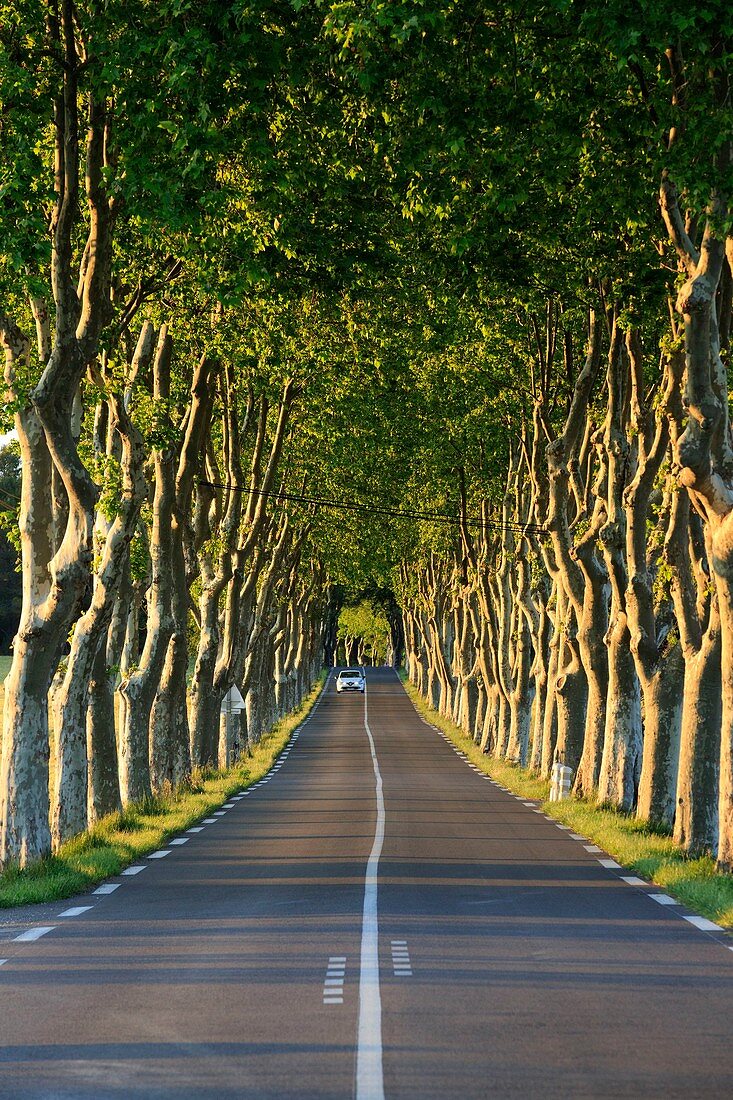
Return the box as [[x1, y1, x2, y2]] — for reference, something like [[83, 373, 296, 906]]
[[0, 673, 326, 909], [401, 675, 733, 930]]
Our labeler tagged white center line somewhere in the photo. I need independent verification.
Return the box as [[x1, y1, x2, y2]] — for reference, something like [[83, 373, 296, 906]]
[[356, 677, 386, 1100], [58, 906, 93, 917]]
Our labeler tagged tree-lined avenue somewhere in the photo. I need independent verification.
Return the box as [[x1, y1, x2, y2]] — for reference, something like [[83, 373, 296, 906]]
[[1, 670, 731, 1099]]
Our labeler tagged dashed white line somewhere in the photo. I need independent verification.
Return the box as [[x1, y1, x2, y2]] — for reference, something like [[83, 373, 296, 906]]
[[584, 845, 603, 853], [649, 894, 678, 906], [391, 940, 413, 976], [147, 850, 171, 859], [93, 884, 120, 895], [322, 955, 347, 1005], [187, 827, 205, 833], [683, 915, 722, 932], [169, 838, 189, 845], [13, 927, 55, 942], [599, 859, 622, 869], [202, 817, 218, 823], [569, 833, 587, 841], [121, 865, 146, 875], [58, 906, 93, 917], [0, 959, 7, 966], [620, 876, 647, 886]]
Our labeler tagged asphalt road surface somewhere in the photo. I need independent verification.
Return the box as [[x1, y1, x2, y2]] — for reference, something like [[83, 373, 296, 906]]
[[1, 668, 732, 1099]]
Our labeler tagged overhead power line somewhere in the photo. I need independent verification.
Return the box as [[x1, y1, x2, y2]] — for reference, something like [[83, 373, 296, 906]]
[[197, 480, 547, 535]]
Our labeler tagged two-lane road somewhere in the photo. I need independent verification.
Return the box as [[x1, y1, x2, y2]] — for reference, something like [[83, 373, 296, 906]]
[[1, 669, 732, 1098]]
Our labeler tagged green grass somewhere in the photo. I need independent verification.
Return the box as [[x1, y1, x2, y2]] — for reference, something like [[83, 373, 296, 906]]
[[402, 675, 733, 931], [0, 674, 326, 908]]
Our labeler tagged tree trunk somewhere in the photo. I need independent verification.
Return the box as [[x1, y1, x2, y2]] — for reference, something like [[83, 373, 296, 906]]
[[118, 329, 176, 805]]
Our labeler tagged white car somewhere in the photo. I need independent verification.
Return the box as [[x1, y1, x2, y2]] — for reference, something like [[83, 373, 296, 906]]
[[336, 668, 365, 693]]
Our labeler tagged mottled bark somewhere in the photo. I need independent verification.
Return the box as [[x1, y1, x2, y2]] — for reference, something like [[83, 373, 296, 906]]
[[51, 330, 151, 845], [118, 329, 175, 804]]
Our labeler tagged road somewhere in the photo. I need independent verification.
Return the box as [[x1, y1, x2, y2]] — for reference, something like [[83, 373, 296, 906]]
[[1, 668, 732, 1098]]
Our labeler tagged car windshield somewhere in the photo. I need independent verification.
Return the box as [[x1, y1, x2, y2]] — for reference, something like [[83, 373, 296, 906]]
[[340, 670, 362, 678]]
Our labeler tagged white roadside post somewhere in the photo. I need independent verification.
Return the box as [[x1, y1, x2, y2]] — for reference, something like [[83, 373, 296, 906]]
[[220, 684, 246, 767], [550, 761, 573, 802]]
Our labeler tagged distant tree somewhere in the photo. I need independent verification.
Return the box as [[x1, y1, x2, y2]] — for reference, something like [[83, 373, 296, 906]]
[[338, 601, 391, 666]]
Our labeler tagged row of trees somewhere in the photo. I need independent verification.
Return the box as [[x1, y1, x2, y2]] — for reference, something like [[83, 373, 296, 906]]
[[0, 0, 370, 868], [381, 5, 733, 870]]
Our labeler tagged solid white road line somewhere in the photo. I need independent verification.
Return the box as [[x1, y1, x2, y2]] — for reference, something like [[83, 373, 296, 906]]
[[13, 927, 54, 942], [356, 678, 386, 1100], [93, 884, 120, 895], [58, 906, 93, 917]]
